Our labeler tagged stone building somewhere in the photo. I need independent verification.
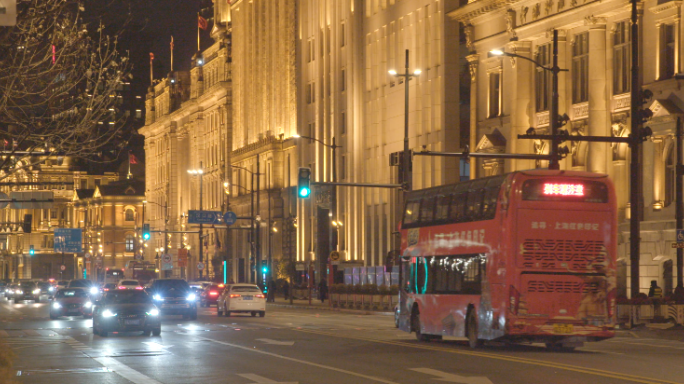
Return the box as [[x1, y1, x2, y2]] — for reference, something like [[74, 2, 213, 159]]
[[449, 0, 684, 295]]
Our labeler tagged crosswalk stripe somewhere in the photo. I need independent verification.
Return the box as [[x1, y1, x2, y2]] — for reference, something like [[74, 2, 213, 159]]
[[23, 329, 40, 336]]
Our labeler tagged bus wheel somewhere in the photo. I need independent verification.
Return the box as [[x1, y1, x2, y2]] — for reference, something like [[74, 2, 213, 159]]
[[412, 309, 430, 342], [466, 310, 481, 349]]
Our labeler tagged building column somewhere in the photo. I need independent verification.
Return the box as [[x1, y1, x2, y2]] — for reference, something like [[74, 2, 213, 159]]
[[587, 19, 609, 174], [652, 137, 665, 209]]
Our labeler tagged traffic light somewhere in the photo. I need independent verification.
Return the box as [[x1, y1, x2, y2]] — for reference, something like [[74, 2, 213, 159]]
[[29, 245, 34, 256], [22, 214, 32, 234], [297, 167, 311, 198], [261, 260, 268, 274], [142, 223, 151, 241]]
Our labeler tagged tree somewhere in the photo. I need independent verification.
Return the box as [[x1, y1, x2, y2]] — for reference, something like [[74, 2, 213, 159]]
[[0, 0, 132, 179]]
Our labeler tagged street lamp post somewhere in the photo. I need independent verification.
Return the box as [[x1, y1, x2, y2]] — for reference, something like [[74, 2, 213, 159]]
[[228, 164, 260, 284], [188, 161, 204, 279], [389, 50, 421, 191], [490, 30, 567, 169], [145, 200, 169, 277]]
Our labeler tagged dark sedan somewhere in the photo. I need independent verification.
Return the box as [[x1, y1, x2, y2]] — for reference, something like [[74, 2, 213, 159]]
[[50, 288, 93, 319], [14, 282, 41, 303], [93, 290, 161, 337], [200, 284, 224, 307]]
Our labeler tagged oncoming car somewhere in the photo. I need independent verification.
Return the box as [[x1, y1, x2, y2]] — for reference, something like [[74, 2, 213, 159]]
[[50, 288, 93, 319], [217, 284, 265, 317], [92, 290, 161, 337]]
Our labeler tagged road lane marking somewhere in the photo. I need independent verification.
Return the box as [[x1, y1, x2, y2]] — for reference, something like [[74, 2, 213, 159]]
[[237, 373, 299, 383], [93, 357, 163, 384], [295, 329, 682, 384], [411, 368, 493, 384], [257, 338, 295, 346], [191, 336, 400, 384]]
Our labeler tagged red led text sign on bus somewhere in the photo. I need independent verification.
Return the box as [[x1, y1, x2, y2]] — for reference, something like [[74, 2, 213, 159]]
[[542, 183, 585, 197]]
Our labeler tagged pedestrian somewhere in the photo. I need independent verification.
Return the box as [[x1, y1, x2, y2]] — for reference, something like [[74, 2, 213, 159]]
[[267, 279, 276, 302], [648, 280, 663, 298], [283, 280, 289, 300], [318, 279, 328, 303]]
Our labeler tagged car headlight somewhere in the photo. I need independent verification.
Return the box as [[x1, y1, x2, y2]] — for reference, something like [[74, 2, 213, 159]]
[[146, 308, 159, 316], [102, 309, 117, 318], [89, 287, 98, 294], [17, 290, 23, 295], [49, 287, 54, 292], [84, 302, 92, 308], [186, 293, 196, 301], [52, 302, 61, 309], [33, 289, 41, 294], [153, 294, 162, 301]]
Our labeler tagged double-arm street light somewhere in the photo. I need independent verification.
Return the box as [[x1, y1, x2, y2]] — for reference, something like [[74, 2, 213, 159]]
[[389, 50, 421, 191], [490, 30, 567, 170], [188, 162, 204, 279]]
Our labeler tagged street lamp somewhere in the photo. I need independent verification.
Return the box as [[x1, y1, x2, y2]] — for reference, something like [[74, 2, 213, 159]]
[[388, 49, 421, 191], [145, 200, 169, 277], [490, 30, 567, 170], [188, 162, 204, 279], [229, 164, 260, 284]]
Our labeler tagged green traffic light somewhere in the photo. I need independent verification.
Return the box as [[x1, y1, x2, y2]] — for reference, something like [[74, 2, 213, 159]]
[[299, 187, 310, 198]]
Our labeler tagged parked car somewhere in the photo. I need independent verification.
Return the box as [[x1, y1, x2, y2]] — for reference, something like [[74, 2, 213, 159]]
[[200, 284, 224, 307], [14, 281, 42, 303], [217, 284, 266, 317], [92, 289, 161, 337], [148, 279, 197, 320], [50, 288, 93, 319]]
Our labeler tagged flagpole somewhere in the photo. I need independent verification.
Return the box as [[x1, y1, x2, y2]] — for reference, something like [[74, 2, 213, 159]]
[[197, 13, 200, 51], [171, 36, 174, 72], [149, 53, 154, 86], [127, 152, 132, 180]]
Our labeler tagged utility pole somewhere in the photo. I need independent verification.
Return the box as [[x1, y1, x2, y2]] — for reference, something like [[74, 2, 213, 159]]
[[549, 30, 560, 170], [629, 0, 641, 299], [256, 154, 261, 288], [199, 161, 204, 280], [403, 50, 412, 191], [676, 117, 684, 296]]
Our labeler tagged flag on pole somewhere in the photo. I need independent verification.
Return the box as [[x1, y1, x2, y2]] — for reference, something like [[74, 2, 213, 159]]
[[129, 151, 139, 165], [198, 14, 208, 30]]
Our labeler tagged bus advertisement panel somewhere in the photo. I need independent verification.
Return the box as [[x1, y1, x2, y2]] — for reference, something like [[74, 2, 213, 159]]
[[398, 170, 617, 350]]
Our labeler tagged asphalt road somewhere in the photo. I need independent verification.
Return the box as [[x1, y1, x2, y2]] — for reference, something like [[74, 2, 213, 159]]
[[1, 297, 683, 384]]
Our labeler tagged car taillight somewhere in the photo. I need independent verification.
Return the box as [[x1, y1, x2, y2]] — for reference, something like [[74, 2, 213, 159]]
[[230, 294, 241, 298], [104, 288, 109, 291], [209, 291, 218, 296], [118, 286, 126, 290], [255, 294, 265, 299], [135, 287, 144, 290]]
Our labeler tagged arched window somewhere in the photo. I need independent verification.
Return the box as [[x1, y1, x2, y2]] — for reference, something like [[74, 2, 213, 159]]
[[125, 234, 135, 252], [125, 208, 135, 222]]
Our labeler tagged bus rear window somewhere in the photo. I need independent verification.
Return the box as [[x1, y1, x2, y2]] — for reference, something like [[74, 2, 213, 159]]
[[522, 179, 608, 203]]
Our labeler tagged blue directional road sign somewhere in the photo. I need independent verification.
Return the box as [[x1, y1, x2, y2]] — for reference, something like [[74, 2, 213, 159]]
[[188, 210, 223, 225], [224, 211, 237, 226], [54, 228, 83, 253], [678, 229, 684, 243]]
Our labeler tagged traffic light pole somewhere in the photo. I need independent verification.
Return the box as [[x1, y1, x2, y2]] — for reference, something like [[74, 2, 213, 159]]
[[629, 0, 641, 299]]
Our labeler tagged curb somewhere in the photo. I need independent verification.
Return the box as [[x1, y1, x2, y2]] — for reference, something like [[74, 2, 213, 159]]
[[267, 302, 393, 316]]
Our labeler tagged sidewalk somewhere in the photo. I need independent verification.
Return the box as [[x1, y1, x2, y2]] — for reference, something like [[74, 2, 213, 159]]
[[266, 296, 394, 316], [616, 323, 684, 341]]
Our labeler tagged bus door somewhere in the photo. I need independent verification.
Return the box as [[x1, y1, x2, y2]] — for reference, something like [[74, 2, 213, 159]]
[[398, 256, 412, 332]]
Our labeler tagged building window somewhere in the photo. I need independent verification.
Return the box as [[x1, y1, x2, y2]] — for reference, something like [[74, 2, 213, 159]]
[[341, 69, 346, 92], [535, 44, 552, 112], [666, 144, 676, 207], [308, 40, 313, 62], [95, 179, 101, 186], [125, 234, 135, 252], [572, 32, 589, 104], [125, 209, 135, 222], [340, 111, 346, 135], [660, 24, 676, 80], [80, 179, 87, 189], [613, 21, 631, 95], [488, 71, 501, 118], [340, 154, 346, 180], [340, 23, 346, 47]]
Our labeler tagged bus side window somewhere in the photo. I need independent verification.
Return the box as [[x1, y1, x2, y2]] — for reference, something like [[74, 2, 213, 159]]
[[482, 186, 500, 220], [402, 259, 411, 293], [449, 193, 466, 222], [419, 197, 436, 224], [462, 258, 483, 294], [435, 194, 450, 221], [409, 262, 417, 293], [466, 188, 485, 220], [403, 200, 421, 225]]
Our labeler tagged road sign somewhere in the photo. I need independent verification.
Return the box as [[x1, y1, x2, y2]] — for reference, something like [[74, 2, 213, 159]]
[[60, 265, 66, 271], [162, 253, 172, 264], [134, 253, 143, 261], [84, 252, 91, 259], [197, 262, 205, 271], [678, 229, 684, 243], [673, 243, 684, 248], [188, 210, 223, 225], [223, 211, 237, 226], [330, 251, 340, 261], [54, 228, 83, 253]]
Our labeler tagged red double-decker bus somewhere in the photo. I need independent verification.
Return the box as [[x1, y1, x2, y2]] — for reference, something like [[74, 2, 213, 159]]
[[398, 170, 617, 350]]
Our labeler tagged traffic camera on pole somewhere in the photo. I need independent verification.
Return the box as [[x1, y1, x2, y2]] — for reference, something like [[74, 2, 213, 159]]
[[297, 167, 311, 198], [142, 223, 151, 241]]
